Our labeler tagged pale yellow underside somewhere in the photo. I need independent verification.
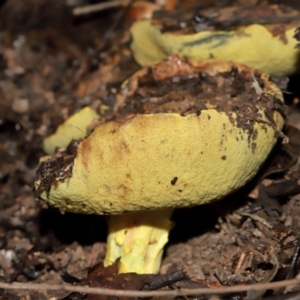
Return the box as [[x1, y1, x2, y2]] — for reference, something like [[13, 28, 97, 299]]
[[43, 107, 99, 154], [38, 109, 284, 215], [130, 20, 300, 76]]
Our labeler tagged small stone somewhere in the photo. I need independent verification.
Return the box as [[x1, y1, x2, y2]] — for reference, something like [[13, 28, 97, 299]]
[[12, 98, 29, 114]]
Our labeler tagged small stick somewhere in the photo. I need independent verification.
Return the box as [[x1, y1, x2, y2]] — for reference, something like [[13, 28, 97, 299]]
[[73, 0, 128, 16], [141, 270, 189, 291], [2, 279, 300, 297], [234, 251, 246, 274], [286, 237, 300, 280]]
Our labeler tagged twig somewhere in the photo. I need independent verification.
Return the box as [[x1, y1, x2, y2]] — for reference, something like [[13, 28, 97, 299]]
[[1, 278, 300, 297], [272, 238, 300, 296], [73, 0, 128, 16], [241, 212, 273, 229], [286, 237, 300, 280], [142, 270, 189, 291], [234, 251, 246, 274]]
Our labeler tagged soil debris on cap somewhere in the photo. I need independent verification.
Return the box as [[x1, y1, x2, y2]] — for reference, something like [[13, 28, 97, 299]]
[[112, 63, 286, 142], [36, 139, 79, 197]]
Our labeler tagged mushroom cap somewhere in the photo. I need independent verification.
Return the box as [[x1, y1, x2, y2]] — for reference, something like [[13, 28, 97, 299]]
[[130, 19, 300, 76], [35, 60, 285, 214]]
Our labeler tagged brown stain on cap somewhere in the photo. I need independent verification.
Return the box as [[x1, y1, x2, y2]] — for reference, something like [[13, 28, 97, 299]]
[[117, 184, 132, 199], [77, 138, 93, 170]]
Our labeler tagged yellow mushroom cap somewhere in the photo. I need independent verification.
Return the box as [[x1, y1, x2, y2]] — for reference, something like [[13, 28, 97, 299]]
[[130, 19, 300, 76], [35, 60, 285, 215]]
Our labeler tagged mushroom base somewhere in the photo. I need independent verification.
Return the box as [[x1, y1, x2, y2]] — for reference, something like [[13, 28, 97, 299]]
[[104, 208, 173, 274]]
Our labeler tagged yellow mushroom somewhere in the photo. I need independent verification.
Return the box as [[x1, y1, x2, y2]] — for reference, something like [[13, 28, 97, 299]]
[[130, 19, 300, 76], [35, 60, 285, 274], [43, 107, 99, 155]]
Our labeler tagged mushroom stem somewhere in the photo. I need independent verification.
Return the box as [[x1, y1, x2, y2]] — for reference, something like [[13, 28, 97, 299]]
[[104, 208, 173, 274]]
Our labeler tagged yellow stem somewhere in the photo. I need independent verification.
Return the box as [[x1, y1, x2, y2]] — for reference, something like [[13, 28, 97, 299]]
[[104, 208, 173, 274]]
